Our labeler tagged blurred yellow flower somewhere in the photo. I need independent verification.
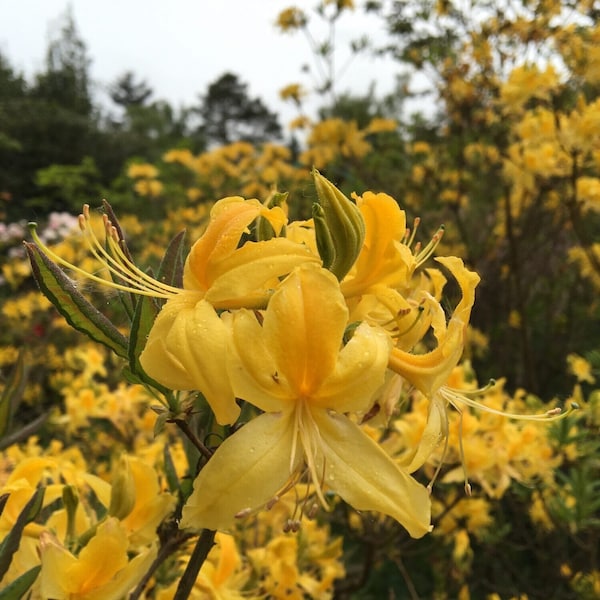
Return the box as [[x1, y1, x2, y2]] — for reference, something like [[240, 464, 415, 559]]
[[567, 353, 596, 384], [127, 163, 159, 179], [276, 7, 307, 31], [40, 518, 156, 600]]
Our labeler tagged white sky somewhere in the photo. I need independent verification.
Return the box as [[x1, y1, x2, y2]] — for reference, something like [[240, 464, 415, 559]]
[[0, 0, 413, 128]]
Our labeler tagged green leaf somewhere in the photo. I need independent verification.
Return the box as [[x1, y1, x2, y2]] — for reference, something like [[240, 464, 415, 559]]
[[163, 443, 180, 494], [0, 352, 26, 438], [0, 565, 41, 600], [0, 488, 44, 581], [157, 230, 186, 291], [25, 243, 129, 359]]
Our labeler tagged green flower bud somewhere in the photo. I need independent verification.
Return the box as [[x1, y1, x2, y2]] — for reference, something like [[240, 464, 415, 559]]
[[312, 169, 365, 280], [109, 455, 136, 520], [62, 485, 79, 545]]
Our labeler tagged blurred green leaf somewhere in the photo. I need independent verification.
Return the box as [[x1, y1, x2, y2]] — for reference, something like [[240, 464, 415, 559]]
[[0, 487, 45, 581], [0, 352, 26, 438], [0, 565, 41, 600]]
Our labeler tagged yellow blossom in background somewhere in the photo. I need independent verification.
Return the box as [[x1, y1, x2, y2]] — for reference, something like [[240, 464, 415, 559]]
[[576, 176, 600, 213], [364, 117, 397, 134], [134, 178, 163, 197], [300, 119, 372, 169], [279, 83, 307, 103], [127, 163, 159, 179], [500, 64, 561, 112], [289, 115, 312, 130], [567, 353, 596, 384], [163, 148, 195, 168], [40, 518, 156, 600], [276, 6, 307, 31]]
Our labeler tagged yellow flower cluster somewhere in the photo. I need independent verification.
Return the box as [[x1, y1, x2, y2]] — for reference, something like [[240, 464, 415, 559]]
[[0, 441, 175, 597], [127, 162, 163, 197], [300, 118, 396, 169]]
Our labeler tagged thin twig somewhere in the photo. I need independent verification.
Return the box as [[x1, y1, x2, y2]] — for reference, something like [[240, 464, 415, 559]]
[[173, 529, 216, 600], [173, 418, 213, 460]]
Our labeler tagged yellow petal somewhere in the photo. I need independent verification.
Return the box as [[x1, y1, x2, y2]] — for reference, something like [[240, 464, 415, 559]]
[[229, 308, 293, 413], [388, 257, 480, 395], [312, 409, 432, 538], [342, 191, 410, 297], [315, 322, 391, 413], [180, 412, 300, 532], [139, 294, 199, 391], [399, 395, 446, 473], [85, 543, 157, 600], [263, 264, 348, 397], [140, 295, 239, 425], [183, 197, 263, 292], [40, 532, 78, 599], [205, 238, 319, 309], [66, 518, 129, 592]]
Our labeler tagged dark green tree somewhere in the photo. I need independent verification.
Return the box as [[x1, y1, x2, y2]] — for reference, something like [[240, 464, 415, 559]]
[[197, 72, 282, 146], [109, 71, 153, 108]]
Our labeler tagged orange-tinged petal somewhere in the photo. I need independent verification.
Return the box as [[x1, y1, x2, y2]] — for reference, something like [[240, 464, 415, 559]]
[[342, 191, 410, 297], [66, 518, 129, 592], [183, 197, 263, 292], [263, 264, 348, 397], [180, 412, 301, 532], [312, 409, 432, 538], [205, 237, 319, 309], [388, 256, 480, 395]]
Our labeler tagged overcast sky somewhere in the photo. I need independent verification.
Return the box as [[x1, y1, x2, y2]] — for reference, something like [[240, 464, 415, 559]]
[[0, 0, 409, 126]]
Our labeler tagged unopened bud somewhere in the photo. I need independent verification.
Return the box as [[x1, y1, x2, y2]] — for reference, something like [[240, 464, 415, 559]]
[[312, 169, 365, 280], [62, 484, 79, 543], [109, 455, 136, 520]]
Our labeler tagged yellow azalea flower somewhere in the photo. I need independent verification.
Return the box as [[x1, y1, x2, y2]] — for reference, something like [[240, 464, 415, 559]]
[[127, 163, 159, 179], [40, 518, 156, 600], [388, 256, 480, 398], [119, 457, 176, 545], [30, 196, 319, 425], [341, 191, 445, 350], [180, 264, 431, 538]]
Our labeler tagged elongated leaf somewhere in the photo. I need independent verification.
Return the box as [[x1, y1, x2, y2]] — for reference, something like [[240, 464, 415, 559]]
[[163, 443, 180, 494], [0, 352, 26, 438], [157, 230, 186, 291], [25, 243, 128, 359], [0, 565, 41, 600], [0, 487, 44, 581]]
